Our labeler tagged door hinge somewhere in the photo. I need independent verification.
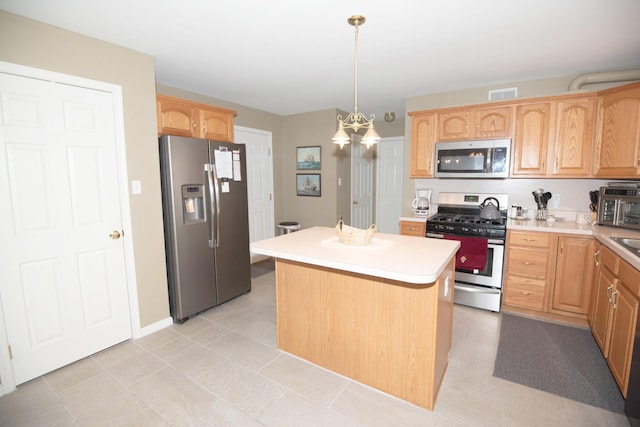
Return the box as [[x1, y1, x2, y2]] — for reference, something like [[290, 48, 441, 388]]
[[268, 148, 271, 156], [269, 193, 272, 201], [8, 345, 12, 360]]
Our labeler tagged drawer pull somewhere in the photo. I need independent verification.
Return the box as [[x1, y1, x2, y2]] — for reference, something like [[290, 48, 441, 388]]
[[523, 238, 537, 242], [519, 291, 531, 295], [521, 261, 533, 265]]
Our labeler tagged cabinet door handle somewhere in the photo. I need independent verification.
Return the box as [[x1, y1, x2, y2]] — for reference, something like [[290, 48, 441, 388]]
[[192, 121, 197, 130], [606, 284, 614, 302], [611, 290, 618, 309], [593, 250, 600, 267]]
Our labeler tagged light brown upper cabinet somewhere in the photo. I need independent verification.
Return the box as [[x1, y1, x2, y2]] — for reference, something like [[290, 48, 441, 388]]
[[157, 94, 236, 142], [437, 106, 512, 141], [511, 102, 551, 176], [511, 95, 596, 177], [551, 96, 596, 177], [593, 82, 640, 178], [409, 111, 437, 178]]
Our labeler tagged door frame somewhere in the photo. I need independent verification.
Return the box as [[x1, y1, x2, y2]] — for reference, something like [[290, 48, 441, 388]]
[[0, 61, 139, 396]]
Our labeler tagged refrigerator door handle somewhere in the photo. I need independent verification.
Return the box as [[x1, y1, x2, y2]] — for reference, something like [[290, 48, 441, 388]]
[[206, 163, 221, 248], [205, 163, 218, 248]]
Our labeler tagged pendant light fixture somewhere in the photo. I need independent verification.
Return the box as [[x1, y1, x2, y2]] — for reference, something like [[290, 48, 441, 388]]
[[332, 15, 380, 149]]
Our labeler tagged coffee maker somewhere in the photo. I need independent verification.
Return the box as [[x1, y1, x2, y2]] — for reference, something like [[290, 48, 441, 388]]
[[412, 188, 432, 216]]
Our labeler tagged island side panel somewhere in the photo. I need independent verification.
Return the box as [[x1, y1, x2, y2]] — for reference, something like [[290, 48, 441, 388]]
[[275, 258, 454, 410], [434, 258, 455, 400]]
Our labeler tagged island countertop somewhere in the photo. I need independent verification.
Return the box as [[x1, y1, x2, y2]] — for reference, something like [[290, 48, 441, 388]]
[[250, 226, 460, 284]]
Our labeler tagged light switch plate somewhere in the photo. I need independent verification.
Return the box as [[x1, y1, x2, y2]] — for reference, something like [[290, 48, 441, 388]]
[[131, 180, 142, 195]]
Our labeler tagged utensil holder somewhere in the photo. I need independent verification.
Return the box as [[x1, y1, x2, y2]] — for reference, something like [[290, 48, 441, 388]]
[[535, 209, 547, 220]]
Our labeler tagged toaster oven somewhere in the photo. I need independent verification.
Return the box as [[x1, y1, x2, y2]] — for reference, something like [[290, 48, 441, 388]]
[[598, 184, 640, 230]]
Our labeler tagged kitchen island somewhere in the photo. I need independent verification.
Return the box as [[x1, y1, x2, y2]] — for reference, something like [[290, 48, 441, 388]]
[[250, 226, 459, 410]]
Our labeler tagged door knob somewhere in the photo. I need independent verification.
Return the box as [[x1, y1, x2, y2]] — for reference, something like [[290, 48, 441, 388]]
[[109, 230, 121, 239]]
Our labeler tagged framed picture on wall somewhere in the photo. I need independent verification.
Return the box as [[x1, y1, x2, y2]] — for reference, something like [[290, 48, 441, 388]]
[[296, 146, 321, 170], [296, 173, 321, 197]]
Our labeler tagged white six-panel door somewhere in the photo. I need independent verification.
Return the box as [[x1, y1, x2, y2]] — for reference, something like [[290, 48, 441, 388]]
[[375, 137, 404, 234], [351, 135, 374, 229], [235, 126, 275, 263], [0, 72, 132, 385]]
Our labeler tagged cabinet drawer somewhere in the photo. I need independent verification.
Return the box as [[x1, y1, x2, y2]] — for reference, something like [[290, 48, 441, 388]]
[[400, 221, 426, 237], [505, 276, 546, 310], [619, 258, 640, 297], [507, 247, 549, 278], [600, 244, 620, 275], [509, 231, 551, 248]]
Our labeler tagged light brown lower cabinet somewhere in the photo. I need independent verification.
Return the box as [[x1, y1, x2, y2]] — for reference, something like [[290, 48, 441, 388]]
[[503, 231, 594, 321], [399, 220, 426, 237], [551, 236, 595, 315], [589, 242, 640, 397]]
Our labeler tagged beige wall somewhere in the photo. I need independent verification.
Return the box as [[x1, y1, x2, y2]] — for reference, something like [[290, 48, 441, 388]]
[[0, 11, 169, 327], [282, 109, 345, 228]]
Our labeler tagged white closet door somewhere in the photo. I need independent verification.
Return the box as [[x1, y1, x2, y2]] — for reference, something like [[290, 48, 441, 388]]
[[0, 72, 131, 385]]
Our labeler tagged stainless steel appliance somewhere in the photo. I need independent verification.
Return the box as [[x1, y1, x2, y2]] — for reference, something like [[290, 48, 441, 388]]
[[426, 192, 508, 312], [159, 135, 251, 323], [598, 183, 640, 230], [434, 139, 511, 178]]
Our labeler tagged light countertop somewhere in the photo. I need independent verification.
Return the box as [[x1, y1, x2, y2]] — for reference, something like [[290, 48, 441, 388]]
[[250, 226, 459, 284], [399, 215, 428, 223], [508, 218, 640, 270]]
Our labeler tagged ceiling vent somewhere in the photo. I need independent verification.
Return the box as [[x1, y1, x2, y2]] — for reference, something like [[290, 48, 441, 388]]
[[488, 87, 518, 101]]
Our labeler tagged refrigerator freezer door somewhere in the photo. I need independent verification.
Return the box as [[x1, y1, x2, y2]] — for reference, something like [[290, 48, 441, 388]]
[[160, 135, 218, 321], [209, 141, 251, 304]]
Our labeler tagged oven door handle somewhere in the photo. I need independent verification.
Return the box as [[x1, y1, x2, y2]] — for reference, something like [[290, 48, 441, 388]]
[[426, 233, 504, 245], [454, 283, 501, 294]]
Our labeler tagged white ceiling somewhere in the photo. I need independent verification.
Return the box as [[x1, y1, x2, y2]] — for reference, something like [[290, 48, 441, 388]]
[[2, 0, 640, 120]]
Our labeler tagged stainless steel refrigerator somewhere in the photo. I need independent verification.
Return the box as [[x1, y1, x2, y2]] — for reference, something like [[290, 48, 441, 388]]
[[159, 135, 251, 323]]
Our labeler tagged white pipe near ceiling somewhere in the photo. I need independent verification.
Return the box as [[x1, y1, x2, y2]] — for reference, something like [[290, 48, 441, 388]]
[[568, 68, 640, 90]]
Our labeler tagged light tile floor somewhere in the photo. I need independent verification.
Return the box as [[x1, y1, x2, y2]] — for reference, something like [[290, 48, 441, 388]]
[[0, 269, 631, 426]]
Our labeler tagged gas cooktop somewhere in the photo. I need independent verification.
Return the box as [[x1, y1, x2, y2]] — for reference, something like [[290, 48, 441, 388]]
[[426, 192, 509, 239], [428, 214, 505, 227]]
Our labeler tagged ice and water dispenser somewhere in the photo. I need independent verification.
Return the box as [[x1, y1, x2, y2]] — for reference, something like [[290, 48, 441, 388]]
[[182, 185, 205, 224]]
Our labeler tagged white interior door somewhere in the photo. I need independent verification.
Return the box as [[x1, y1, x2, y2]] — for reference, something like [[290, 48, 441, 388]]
[[0, 72, 132, 386], [375, 137, 404, 234], [351, 135, 374, 229], [235, 126, 274, 263]]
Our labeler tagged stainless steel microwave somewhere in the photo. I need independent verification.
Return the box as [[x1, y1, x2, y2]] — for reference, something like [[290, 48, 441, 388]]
[[435, 139, 511, 178], [598, 184, 640, 230]]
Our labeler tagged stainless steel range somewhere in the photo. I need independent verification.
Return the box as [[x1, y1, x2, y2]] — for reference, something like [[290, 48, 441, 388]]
[[426, 192, 508, 312]]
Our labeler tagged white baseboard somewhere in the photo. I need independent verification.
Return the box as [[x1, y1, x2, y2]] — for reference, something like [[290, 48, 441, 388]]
[[133, 316, 173, 339]]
